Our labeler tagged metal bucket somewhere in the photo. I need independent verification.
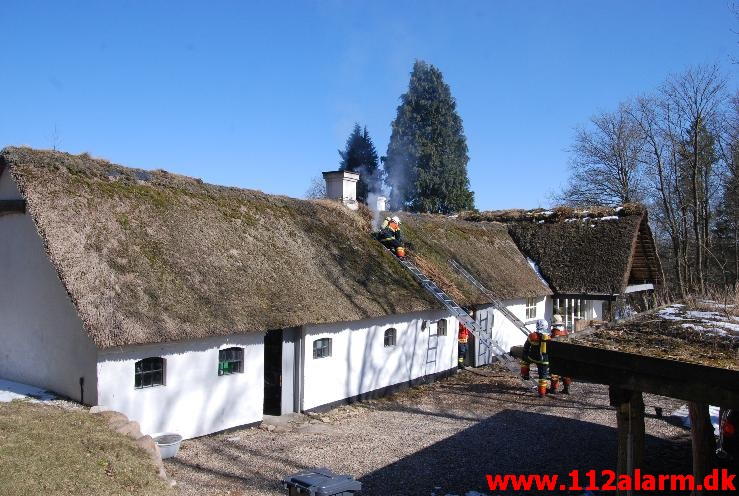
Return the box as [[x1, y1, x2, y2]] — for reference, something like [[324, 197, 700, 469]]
[[153, 433, 182, 459]]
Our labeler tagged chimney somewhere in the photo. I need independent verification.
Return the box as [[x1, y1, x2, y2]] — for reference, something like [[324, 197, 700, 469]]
[[375, 195, 387, 213], [322, 171, 359, 210]]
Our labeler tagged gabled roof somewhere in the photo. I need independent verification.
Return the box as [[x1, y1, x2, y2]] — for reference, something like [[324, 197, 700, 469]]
[[0, 147, 440, 348], [400, 214, 552, 306], [462, 204, 663, 296]]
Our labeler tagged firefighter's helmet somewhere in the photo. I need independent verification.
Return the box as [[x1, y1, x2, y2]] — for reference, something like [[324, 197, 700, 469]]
[[391, 216, 401, 224]]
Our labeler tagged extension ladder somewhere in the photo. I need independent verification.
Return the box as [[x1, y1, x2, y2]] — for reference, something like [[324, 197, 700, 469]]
[[396, 257, 524, 378], [448, 259, 533, 337]]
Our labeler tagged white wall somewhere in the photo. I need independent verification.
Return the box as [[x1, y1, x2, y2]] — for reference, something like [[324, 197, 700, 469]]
[[97, 333, 264, 439], [473, 296, 548, 364], [301, 310, 456, 411], [0, 171, 99, 403], [591, 300, 604, 320]]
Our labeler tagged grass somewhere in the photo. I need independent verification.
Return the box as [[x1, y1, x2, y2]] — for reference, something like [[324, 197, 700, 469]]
[[0, 401, 172, 496]]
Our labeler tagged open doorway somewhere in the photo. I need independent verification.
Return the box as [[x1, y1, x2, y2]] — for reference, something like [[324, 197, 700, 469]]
[[263, 329, 282, 415]]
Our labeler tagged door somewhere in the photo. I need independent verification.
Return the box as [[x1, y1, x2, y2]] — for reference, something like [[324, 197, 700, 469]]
[[475, 309, 493, 366], [263, 329, 283, 415]]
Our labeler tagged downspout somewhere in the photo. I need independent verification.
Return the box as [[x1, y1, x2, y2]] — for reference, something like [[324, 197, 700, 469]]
[[296, 326, 305, 412]]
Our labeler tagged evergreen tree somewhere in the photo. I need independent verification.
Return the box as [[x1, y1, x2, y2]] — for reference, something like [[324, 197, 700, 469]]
[[338, 124, 381, 203], [384, 60, 474, 213]]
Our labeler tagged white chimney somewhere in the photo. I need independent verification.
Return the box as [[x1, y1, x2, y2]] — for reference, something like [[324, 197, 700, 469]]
[[322, 170, 359, 210], [376, 195, 387, 213]]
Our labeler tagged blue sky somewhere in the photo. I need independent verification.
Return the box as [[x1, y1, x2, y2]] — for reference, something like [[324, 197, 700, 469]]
[[1, 1, 736, 210]]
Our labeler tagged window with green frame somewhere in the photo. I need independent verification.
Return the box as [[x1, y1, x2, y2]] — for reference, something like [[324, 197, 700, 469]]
[[218, 347, 244, 376]]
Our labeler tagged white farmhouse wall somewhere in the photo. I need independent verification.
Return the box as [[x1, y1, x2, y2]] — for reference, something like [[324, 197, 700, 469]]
[[301, 310, 455, 411], [591, 300, 604, 320], [0, 171, 98, 403], [473, 296, 547, 363], [97, 333, 264, 439]]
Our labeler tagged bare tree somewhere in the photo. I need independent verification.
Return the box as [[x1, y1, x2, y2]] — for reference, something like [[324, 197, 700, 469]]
[[304, 175, 326, 199], [557, 103, 646, 206], [661, 65, 726, 293], [629, 96, 688, 296]]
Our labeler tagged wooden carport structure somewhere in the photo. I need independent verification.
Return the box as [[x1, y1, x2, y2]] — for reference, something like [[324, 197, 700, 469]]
[[549, 322, 739, 496]]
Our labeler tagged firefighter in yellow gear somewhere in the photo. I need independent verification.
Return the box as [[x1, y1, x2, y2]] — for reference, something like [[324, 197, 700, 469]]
[[548, 314, 572, 394], [521, 319, 551, 397], [379, 215, 405, 257]]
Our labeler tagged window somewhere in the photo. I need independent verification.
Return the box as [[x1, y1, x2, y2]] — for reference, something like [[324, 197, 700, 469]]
[[554, 298, 592, 331], [313, 338, 332, 359], [218, 347, 244, 376], [437, 319, 447, 336], [525, 297, 537, 319], [384, 328, 397, 347], [135, 357, 165, 389]]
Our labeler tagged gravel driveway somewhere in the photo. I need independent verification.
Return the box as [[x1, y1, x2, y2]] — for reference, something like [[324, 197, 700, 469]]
[[165, 366, 692, 496]]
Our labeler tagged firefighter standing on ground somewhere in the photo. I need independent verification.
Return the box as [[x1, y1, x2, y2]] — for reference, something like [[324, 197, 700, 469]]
[[458, 313, 471, 369], [521, 319, 551, 397], [549, 314, 572, 394], [379, 216, 405, 257]]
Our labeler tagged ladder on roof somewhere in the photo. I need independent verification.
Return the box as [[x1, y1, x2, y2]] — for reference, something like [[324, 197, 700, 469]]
[[396, 257, 524, 378], [448, 259, 533, 337]]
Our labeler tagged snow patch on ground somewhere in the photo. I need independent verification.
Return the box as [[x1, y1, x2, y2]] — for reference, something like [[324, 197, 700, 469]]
[[597, 215, 619, 221], [657, 306, 685, 320], [669, 404, 721, 436], [681, 323, 727, 335], [0, 379, 57, 402], [656, 304, 739, 339]]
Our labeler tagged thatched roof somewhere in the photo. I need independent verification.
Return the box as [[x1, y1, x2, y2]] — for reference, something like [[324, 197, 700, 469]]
[[399, 214, 552, 307], [576, 303, 739, 371], [461, 204, 663, 295], [0, 147, 440, 348]]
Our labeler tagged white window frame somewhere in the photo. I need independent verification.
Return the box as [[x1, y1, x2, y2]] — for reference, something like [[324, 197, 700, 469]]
[[134, 357, 165, 389], [384, 328, 397, 347], [313, 338, 332, 359], [525, 297, 537, 320], [437, 319, 447, 336]]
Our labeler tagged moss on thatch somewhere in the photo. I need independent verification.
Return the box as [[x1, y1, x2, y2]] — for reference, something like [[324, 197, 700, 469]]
[[462, 205, 652, 295], [462, 203, 645, 223], [0, 147, 439, 348], [399, 214, 552, 306]]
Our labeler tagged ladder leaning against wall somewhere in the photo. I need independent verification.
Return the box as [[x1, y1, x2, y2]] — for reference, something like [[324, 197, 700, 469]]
[[448, 259, 533, 337], [395, 257, 526, 380]]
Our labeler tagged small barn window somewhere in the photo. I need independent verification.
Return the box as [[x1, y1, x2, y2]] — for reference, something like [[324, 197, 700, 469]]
[[218, 347, 244, 376], [313, 338, 332, 359], [384, 328, 397, 347], [437, 319, 447, 336], [525, 297, 537, 319], [134, 357, 165, 389]]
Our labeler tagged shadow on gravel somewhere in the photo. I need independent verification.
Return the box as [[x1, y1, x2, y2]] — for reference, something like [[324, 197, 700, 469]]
[[358, 409, 691, 496]]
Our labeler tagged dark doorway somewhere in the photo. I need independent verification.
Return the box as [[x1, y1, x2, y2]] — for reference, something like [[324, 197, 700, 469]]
[[264, 329, 283, 415]]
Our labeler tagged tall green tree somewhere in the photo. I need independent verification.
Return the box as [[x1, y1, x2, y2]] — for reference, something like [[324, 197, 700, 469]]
[[384, 60, 474, 213], [338, 124, 381, 203]]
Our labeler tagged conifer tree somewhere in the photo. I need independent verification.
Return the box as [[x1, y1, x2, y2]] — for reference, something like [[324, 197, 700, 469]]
[[384, 60, 474, 213], [338, 124, 381, 203]]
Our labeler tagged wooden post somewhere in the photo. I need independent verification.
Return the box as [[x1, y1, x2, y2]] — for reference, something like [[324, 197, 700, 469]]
[[688, 402, 716, 496], [610, 386, 645, 496]]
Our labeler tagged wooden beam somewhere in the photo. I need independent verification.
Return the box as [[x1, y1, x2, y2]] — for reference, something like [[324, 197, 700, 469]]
[[610, 386, 645, 496], [0, 199, 26, 213], [688, 402, 716, 496], [549, 340, 739, 408]]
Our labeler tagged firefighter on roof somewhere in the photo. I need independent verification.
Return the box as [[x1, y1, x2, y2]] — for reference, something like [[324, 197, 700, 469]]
[[379, 215, 405, 257], [549, 314, 572, 394], [521, 319, 551, 397]]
